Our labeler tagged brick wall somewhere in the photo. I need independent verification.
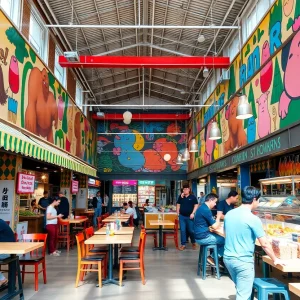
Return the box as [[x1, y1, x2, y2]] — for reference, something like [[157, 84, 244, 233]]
[[48, 35, 56, 73], [21, 0, 31, 39], [67, 69, 76, 100]]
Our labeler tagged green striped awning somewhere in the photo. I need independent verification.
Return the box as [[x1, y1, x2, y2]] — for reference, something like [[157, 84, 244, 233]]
[[0, 121, 96, 177]]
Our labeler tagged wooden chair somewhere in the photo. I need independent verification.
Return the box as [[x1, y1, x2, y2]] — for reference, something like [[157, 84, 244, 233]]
[[141, 225, 157, 247], [57, 218, 74, 251], [120, 227, 146, 253], [75, 232, 106, 288], [119, 231, 146, 286], [163, 219, 179, 249], [19, 234, 48, 291]]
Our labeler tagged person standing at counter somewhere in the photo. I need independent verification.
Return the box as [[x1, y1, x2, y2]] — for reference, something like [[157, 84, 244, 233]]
[[57, 191, 70, 219], [38, 191, 50, 213], [223, 186, 284, 300], [216, 190, 239, 221], [46, 199, 63, 256], [92, 191, 103, 227], [176, 184, 198, 251]]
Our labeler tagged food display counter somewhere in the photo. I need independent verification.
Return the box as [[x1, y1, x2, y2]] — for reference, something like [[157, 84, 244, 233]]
[[144, 212, 177, 229], [19, 214, 44, 233]]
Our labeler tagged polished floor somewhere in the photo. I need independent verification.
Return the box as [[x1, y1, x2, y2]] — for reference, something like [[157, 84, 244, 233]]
[[2, 231, 299, 299]]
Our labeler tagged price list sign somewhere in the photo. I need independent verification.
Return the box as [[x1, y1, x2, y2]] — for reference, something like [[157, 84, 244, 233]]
[[0, 180, 14, 223]]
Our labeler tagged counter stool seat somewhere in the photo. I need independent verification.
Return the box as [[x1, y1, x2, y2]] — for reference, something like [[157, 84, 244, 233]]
[[197, 244, 220, 280], [251, 278, 290, 300]]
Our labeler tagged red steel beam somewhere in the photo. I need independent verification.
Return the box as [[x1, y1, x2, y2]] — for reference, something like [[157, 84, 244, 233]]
[[92, 113, 190, 121], [59, 56, 230, 68]]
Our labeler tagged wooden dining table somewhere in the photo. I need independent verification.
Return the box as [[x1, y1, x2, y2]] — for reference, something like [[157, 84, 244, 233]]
[[102, 215, 130, 223], [69, 217, 88, 224], [85, 234, 133, 286], [149, 220, 174, 251], [0, 242, 44, 300]]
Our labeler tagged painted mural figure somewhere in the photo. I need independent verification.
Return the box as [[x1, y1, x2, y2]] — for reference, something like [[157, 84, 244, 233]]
[[224, 96, 247, 153], [279, 25, 300, 119], [25, 68, 58, 143], [256, 91, 271, 138]]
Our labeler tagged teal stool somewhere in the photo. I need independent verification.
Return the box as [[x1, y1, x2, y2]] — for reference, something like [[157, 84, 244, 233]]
[[197, 244, 220, 280], [251, 278, 290, 300]]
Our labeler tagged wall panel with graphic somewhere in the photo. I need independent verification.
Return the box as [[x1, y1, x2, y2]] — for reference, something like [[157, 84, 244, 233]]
[[0, 10, 96, 165], [97, 121, 187, 174], [189, 0, 300, 173]]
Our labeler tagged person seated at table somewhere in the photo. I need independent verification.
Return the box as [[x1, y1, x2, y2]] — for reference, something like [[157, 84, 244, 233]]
[[223, 186, 284, 300], [0, 219, 16, 287], [216, 190, 239, 221], [46, 198, 63, 256], [123, 202, 138, 227], [194, 193, 224, 267]]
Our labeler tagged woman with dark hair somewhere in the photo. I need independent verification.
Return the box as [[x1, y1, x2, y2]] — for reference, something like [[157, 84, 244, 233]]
[[223, 186, 284, 300]]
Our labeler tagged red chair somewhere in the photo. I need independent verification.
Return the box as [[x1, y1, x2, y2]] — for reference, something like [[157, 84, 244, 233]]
[[119, 231, 146, 285], [20, 234, 48, 291], [141, 225, 157, 247], [57, 218, 74, 251], [96, 216, 104, 229], [163, 219, 179, 249]]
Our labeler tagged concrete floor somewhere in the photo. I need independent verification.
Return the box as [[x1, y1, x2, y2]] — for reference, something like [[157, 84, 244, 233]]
[[1, 231, 299, 299]]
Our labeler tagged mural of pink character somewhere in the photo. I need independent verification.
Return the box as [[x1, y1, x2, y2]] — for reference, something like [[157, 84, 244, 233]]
[[204, 120, 215, 164], [279, 24, 300, 119], [256, 91, 271, 138], [260, 41, 273, 93]]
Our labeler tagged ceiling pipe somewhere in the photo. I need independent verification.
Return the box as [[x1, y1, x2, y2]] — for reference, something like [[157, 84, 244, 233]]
[[92, 113, 190, 121], [84, 104, 218, 108], [45, 24, 239, 29]]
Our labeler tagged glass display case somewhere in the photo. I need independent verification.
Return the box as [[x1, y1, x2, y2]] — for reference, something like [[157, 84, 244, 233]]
[[254, 176, 300, 237]]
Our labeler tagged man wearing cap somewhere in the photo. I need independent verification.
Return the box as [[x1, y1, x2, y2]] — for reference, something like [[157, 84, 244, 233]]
[[176, 184, 198, 250], [57, 191, 70, 219]]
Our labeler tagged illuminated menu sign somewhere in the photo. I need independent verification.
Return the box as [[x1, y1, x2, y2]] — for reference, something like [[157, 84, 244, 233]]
[[17, 173, 35, 194], [138, 180, 155, 186], [112, 180, 137, 186]]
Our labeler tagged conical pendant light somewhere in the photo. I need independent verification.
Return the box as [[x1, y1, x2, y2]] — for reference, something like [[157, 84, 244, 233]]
[[182, 148, 190, 161], [209, 122, 221, 140], [236, 95, 252, 120], [189, 138, 198, 152], [176, 153, 183, 165]]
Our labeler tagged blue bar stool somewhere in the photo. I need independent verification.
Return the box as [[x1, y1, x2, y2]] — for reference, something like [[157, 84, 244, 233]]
[[197, 244, 220, 280], [251, 278, 290, 300]]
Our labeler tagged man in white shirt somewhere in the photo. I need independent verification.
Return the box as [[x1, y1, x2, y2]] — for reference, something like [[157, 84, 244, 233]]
[[123, 202, 138, 227]]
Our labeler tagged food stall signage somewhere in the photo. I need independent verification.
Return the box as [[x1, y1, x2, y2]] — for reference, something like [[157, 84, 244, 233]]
[[113, 180, 137, 186], [88, 178, 101, 187], [138, 180, 155, 186], [71, 180, 79, 193], [17, 173, 35, 194]]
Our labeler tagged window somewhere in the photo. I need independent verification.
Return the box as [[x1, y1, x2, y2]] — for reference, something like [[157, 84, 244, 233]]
[[54, 48, 66, 87], [29, 6, 48, 61], [76, 81, 83, 111], [227, 33, 240, 62], [0, 0, 21, 26]]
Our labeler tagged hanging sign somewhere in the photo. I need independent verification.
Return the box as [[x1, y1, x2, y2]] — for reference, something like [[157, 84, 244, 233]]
[[71, 180, 79, 194], [17, 173, 35, 194]]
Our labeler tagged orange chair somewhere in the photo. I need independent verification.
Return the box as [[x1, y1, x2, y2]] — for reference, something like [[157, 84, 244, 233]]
[[84, 227, 108, 255], [120, 227, 146, 253], [20, 234, 48, 291], [141, 225, 157, 247], [119, 231, 146, 286], [75, 232, 105, 288], [96, 216, 104, 229], [163, 219, 179, 249], [57, 218, 74, 251]]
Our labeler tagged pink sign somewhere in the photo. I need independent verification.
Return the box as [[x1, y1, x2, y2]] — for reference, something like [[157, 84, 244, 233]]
[[71, 180, 79, 193], [17, 173, 35, 194], [113, 180, 137, 186]]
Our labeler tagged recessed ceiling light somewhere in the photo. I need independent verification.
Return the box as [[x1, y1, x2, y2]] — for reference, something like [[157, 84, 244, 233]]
[[43, 167, 48, 170], [36, 166, 40, 169], [54, 170, 57, 173]]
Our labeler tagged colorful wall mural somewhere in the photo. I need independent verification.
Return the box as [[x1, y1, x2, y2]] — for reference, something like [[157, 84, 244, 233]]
[[0, 10, 96, 165], [189, 0, 300, 173], [97, 121, 187, 173]]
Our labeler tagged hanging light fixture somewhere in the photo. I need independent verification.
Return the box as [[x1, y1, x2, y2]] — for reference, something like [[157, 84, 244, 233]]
[[182, 148, 190, 161], [189, 138, 198, 152], [236, 94, 252, 120], [197, 34, 205, 43], [203, 67, 209, 78], [209, 122, 221, 140], [123, 110, 132, 119], [123, 118, 131, 125], [176, 154, 183, 165]]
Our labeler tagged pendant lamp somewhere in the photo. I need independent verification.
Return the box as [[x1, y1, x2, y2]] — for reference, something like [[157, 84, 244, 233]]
[[189, 138, 198, 152], [182, 148, 190, 161], [176, 154, 183, 165], [236, 95, 253, 120], [209, 122, 221, 140]]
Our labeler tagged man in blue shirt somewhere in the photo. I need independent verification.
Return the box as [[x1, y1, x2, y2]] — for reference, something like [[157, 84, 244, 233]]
[[198, 192, 205, 205], [176, 184, 198, 250], [224, 186, 283, 300], [216, 190, 238, 220], [92, 191, 103, 227], [194, 193, 224, 266]]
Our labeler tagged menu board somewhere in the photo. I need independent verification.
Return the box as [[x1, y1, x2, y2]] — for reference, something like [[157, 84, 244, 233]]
[[138, 185, 155, 206], [112, 180, 137, 207]]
